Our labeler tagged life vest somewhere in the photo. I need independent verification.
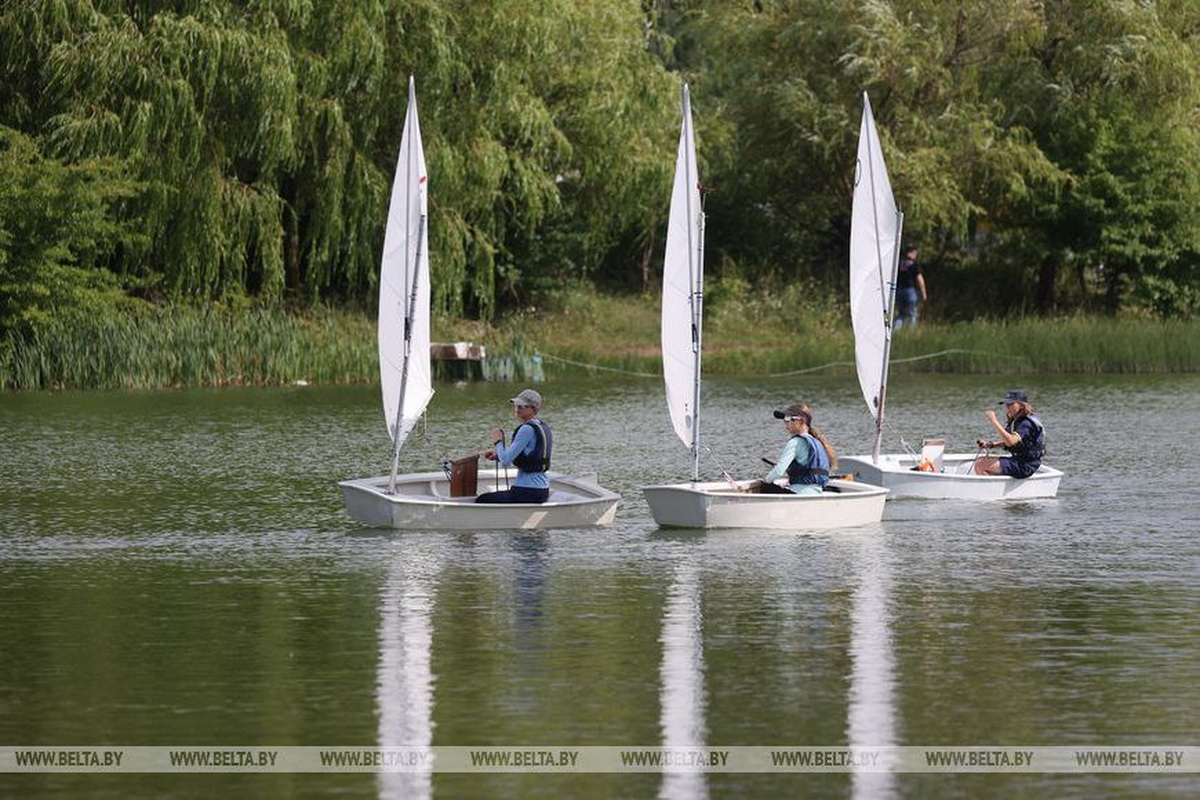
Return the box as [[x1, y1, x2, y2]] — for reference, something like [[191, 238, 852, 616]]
[[784, 433, 831, 486], [511, 419, 553, 473], [1006, 414, 1045, 461]]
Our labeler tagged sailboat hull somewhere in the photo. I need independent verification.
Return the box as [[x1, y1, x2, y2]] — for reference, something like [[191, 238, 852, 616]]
[[642, 479, 888, 530], [840, 454, 1062, 500], [339, 469, 619, 530]]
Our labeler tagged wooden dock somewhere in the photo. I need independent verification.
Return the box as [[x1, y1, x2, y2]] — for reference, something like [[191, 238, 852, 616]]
[[431, 341, 486, 380]]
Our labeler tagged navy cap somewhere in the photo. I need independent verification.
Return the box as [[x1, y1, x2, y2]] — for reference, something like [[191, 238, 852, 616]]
[[999, 389, 1028, 405]]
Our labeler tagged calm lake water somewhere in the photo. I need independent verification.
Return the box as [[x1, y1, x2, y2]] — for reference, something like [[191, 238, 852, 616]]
[[1, 373, 1197, 799]]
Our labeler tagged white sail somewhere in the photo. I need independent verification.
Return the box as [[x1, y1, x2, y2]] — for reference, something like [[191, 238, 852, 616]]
[[849, 93, 902, 460], [662, 84, 703, 477], [379, 76, 434, 450]]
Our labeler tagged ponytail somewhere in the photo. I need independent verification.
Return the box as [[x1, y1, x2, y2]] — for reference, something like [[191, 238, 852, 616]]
[[809, 426, 837, 469]]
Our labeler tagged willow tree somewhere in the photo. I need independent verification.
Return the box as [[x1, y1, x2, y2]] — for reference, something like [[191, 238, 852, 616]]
[[2, 0, 679, 321], [671, 0, 1200, 316], [48, 4, 294, 299], [377, 0, 678, 316]]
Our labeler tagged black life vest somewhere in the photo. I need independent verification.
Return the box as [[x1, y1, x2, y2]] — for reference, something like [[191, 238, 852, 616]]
[[512, 419, 553, 473]]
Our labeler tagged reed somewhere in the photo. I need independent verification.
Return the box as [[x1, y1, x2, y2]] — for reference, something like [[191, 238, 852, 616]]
[[512, 291, 1198, 377], [1, 295, 1195, 390], [0, 306, 376, 390]]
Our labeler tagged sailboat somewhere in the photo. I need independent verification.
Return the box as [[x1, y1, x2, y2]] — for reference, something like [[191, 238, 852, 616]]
[[838, 93, 1062, 500], [339, 78, 620, 529], [641, 85, 888, 530]]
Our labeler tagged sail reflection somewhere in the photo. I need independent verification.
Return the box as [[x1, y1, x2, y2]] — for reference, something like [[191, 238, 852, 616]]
[[659, 559, 708, 800], [847, 537, 897, 799], [376, 545, 440, 800]]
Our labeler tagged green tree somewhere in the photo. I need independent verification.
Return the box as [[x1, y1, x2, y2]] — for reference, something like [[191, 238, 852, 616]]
[[673, 0, 1200, 317], [0, 127, 143, 334], [991, 0, 1200, 315]]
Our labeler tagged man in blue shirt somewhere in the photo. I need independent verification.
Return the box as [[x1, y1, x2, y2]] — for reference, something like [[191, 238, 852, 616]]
[[475, 388, 553, 503]]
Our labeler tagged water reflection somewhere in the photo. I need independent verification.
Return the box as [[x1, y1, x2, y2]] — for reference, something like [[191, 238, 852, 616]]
[[659, 557, 708, 800], [376, 542, 441, 800], [847, 535, 897, 800], [513, 534, 549, 646]]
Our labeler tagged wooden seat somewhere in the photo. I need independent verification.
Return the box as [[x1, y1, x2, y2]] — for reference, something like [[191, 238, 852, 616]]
[[448, 455, 479, 497]]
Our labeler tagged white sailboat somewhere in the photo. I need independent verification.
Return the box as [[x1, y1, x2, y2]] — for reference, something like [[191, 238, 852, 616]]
[[339, 78, 620, 529], [838, 93, 1062, 500], [641, 84, 888, 530]]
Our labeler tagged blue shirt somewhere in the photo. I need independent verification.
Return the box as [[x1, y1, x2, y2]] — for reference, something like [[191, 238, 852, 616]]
[[494, 422, 550, 489]]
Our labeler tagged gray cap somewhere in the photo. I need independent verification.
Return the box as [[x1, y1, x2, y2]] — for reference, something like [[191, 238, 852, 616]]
[[510, 388, 542, 409]]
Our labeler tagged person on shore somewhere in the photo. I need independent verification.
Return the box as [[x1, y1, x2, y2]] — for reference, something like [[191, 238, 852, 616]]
[[476, 388, 553, 504], [758, 402, 836, 495], [893, 244, 927, 330], [974, 389, 1046, 478]]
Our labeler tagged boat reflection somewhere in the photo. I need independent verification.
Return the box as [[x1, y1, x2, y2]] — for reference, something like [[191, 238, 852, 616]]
[[847, 536, 897, 799], [376, 544, 440, 800], [659, 558, 708, 800]]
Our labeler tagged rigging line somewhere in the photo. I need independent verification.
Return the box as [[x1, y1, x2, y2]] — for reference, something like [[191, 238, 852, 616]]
[[889, 348, 1024, 364], [768, 360, 855, 378], [537, 352, 660, 378], [540, 347, 1024, 381], [701, 444, 742, 491], [768, 347, 1023, 378]]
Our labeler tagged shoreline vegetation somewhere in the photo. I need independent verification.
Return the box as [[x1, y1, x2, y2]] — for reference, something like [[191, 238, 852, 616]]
[[2, 291, 1195, 391]]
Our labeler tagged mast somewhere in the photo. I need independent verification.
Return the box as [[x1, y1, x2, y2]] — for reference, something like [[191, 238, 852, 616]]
[[388, 215, 426, 493], [687, 86, 705, 484], [871, 208, 902, 463]]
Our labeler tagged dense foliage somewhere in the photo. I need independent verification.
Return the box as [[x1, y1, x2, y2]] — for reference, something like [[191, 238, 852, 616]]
[[2, 0, 1198, 344]]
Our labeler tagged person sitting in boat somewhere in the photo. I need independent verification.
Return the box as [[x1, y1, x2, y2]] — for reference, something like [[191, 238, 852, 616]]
[[758, 403, 836, 495], [973, 389, 1046, 478], [476, 388, 553, 504]]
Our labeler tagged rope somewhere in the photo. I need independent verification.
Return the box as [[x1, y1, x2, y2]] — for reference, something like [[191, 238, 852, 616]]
[[889, 348, 1024, 364], [537, 347, 1023, 380], [538, 352, 659, 378], [767, 348, 1024, 378], [768, 359, 855, 378], [702, 444, 742, 490]]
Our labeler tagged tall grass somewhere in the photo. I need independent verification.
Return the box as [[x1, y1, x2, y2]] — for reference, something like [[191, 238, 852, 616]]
[[1, 292, 1196, 390], [886, 317, 1197, 374], [1, 306, 376, 390], [496, 289, 1198, 377]]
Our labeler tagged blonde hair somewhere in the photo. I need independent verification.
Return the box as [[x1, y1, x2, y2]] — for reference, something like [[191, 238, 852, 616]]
[[1011, 400, 1035, 418], [794, 403, 837, 469]]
